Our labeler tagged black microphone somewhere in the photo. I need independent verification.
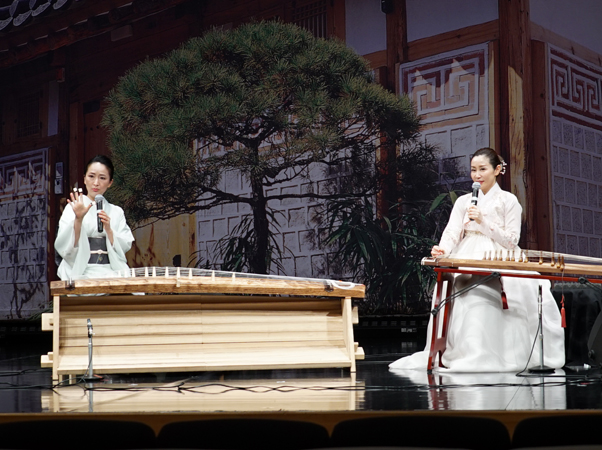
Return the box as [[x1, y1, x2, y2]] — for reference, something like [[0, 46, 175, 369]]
[[469, 182, 480, 221], [471, 182, 480, 205], [95, 194, 104, 232]]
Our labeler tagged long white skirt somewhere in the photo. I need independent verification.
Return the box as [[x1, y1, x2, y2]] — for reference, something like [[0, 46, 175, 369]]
[[389, 233, 565, 372]]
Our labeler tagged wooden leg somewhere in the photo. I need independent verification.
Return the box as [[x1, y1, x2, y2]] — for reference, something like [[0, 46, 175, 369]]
[[427, 372, 450, 410], [52, 295, 60, 382], [341, 297, 356, 372], [427, 271, 455, 372]]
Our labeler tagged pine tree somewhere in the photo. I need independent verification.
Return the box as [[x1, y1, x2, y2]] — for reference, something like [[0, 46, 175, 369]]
[[103, 21, 421, 274]]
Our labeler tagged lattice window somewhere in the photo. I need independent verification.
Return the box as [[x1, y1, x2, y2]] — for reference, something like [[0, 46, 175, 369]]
[[17, 91, 41, 138], [291, 0, 327, 38]]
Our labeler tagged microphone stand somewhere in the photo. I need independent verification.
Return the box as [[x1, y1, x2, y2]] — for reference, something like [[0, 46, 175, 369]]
[[82, 319, 103, 383], [529, 284, 555, 374]]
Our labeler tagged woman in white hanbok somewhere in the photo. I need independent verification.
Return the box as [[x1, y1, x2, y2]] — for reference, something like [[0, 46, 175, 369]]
[[55, 155, 134, 281], [389, 148, 565, 372]]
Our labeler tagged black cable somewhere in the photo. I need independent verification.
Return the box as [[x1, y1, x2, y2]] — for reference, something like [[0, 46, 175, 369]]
[[72, 379, 600, 393], [431, 272, 501, 316], [579, 277, 602, 294], [0, 374, 599, 393], [515, 316, 542, 378], [0, 368, 51, 377]]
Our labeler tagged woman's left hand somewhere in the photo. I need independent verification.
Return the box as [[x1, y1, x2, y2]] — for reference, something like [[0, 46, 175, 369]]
[[467, 205, 483, 224], [98, 210, 111, 233], [98, 210, 115, 246]]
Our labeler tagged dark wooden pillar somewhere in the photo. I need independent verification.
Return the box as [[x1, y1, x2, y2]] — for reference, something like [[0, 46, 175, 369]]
[[531, 40, 554, 251], [377, 0, 407, 218], [330, 0, 346, 41], [385, 0, 407, 91], [499, 0, 536, 248]]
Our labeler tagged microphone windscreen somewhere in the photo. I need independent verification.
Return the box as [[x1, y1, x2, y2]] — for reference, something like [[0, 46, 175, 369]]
[[95, 194, 105, 208], [472, 182, 481, 191]]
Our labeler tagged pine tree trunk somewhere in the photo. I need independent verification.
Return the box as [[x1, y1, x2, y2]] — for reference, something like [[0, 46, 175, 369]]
[[250, 176, 269, 274], [249, 141, 269, 274]]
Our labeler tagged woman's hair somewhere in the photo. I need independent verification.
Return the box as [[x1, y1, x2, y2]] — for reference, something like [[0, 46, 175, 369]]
[[85, 155, 114, 180], [471, 147, 506, 174]]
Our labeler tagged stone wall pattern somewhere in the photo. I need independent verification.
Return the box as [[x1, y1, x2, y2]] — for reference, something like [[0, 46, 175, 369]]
[[550, 45, 602, 257], [0, 149, 49, 319], [194, 142, 346, 279]]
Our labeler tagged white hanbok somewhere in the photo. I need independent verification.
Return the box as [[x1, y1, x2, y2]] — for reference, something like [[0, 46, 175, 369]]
[[389, 183, 565, 372], [55, 195, 134, 281]]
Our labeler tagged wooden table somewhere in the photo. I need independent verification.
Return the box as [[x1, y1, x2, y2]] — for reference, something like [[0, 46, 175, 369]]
[[41, 270, 365, 382]]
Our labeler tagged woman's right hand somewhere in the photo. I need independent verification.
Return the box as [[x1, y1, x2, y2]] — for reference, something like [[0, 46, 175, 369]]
[[431, 245, 445, 257], [67, 189, 93, 221]]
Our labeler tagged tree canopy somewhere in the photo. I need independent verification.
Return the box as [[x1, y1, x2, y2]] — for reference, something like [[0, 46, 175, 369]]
[[103, 21, 421, 273]]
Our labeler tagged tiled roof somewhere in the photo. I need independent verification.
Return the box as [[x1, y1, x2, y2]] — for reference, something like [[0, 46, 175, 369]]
[[0, 0, 83, 32], [0, 0, 191, 69]]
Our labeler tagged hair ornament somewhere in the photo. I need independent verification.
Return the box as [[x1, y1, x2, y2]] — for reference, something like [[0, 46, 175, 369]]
[[499, 161, 507, 175]]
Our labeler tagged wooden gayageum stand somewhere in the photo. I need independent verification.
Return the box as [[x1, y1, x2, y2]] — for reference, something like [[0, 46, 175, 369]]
[[41, 269, 365, 382]]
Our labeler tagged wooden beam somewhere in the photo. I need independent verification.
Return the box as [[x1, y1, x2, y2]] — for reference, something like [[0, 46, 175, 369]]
[[407, 20, 499, 62], [362, 50, 387, 70], [498, 0, 534, 248], [531, 22, 602, 68]]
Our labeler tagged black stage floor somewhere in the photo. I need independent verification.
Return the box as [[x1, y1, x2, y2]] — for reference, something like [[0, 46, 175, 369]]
[[2, 332, 602, 418]]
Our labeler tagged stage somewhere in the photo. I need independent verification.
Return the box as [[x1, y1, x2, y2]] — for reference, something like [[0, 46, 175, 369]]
[[2, 332, 602, 439]]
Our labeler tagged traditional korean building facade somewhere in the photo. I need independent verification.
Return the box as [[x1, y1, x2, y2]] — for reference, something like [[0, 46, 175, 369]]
[[0, 0, 601, 319]]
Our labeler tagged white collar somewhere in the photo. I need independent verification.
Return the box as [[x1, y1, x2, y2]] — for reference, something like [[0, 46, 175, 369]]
[[481, 182, 500, 197]]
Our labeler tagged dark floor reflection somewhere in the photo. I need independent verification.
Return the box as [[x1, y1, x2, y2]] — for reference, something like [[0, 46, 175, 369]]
[[1, 333, 602, 413], [0, 339, 50, 414]]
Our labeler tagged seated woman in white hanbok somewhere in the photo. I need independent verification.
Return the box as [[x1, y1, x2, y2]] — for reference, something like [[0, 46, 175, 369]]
[[55, 155, 134, 281], [389, 148, 565, 372]]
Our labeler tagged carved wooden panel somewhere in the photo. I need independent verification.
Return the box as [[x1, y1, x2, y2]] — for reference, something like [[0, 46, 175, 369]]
[[400, 44, 490, 184], [550, 46, 602, 128]]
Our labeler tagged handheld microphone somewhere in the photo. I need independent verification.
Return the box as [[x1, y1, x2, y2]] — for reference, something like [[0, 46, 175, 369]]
[[469, 182, 480, 221], [95, 195, 104, 232], [471, 182, 480, 205]]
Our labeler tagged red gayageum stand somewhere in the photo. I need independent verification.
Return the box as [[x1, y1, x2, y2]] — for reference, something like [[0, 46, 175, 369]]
[[427, 266, 602, 373]]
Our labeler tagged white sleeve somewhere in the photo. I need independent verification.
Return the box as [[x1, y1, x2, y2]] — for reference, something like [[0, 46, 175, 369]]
[[477, 193, 522, 249], [105, 204, 134, 273], [438, 195, 469, 255], [54, 204, 78, 265], [54, 204, 92, 280]]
